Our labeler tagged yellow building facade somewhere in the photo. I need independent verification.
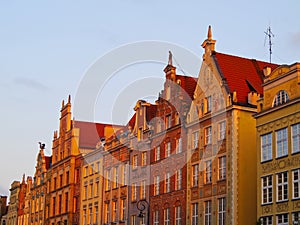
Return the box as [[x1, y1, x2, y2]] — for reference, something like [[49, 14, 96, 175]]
[[255, 63, 300, 224]]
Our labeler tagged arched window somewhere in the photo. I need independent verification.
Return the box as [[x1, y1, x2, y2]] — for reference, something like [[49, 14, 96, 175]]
[[272, 90, 289, 107]]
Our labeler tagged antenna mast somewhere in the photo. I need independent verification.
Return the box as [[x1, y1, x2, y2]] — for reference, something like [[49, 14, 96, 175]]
[[264, 26, 275, 63]]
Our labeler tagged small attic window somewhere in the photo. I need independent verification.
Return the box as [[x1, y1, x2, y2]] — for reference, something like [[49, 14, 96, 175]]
[[177, 79, 181, 85], [272, 90, 289, 107]]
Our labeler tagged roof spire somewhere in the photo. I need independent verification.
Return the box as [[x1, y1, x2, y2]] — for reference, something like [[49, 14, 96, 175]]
[[207, 25, 212, 40], [201, 25, 217, 60], [168, 51, 173, 65]]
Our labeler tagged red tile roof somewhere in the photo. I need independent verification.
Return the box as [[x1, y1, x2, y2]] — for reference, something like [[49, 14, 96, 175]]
[[74, 120, 121, 148], [213, 52, 278, 104], [176, 75, 198, 100], [146, 104, 157, 122]]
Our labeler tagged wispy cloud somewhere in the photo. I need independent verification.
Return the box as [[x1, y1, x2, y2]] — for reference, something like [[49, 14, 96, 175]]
[[13, 77, 49, 91]]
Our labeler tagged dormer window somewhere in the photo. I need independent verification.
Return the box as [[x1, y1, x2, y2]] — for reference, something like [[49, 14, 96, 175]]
[[272, 90, 289, 107]]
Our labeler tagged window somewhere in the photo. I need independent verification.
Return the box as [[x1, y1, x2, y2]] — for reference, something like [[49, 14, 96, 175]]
[[260, 216, 272, 225], [166, 115, 171, 129], [105, 203, 110, 223], [89, 183, 93, 198], [292, 212, 300, 225], [273, 90, 289, 107], [84, 166, 88, 177], [155, 146, 161, 161], [192, 131, 199, 149], [262, 175, 273, 204], [140, 180, 146, 199], [206, 96, 212, 113], [138, 127, 143, 141], [154, 210, 159, 225], [218, 121, 226, 140], [131, 215, 136, 225], [218, 198, 226, 225], [192, 203, 198, 225], [192, 164, 199, 187], [155, 175, 160, 195], [175, 169, 182, 190], [132, 183, 137, 201], [292, 123, 300, 153], [277, 172, 288, 202], [175, 206, 181, 225], [204, 200, 212, 225], [96, 162, 100, 173], [95, 181, 99, 196], [176, 138, 182, 154], [205, 126, 212, 145], [95, 205, 99, 224], [89, 206, 92, 224], [84, 185, 88, 199], [105, 169, 111, 191], [112, 201, 117, 222], [165, 142, 171, 157], [277, 214, 288, 225], [133, 155, 138, 169], [83, 208, 87, 225], [165, 172, 171, 193], [142, 152, 147, 166], [113, 167, 119, 189], [90, 164, 94, 175], [120, 199, 126, 221], [261, 133, 272, 162], [276, 128, 288, 158], [218, 156, 226, 180], [121, 164, 127, 186], [65, 192, 69, 212], [293, 169, 300, 199], [66, 171, 69, 184], [205, 160, 212, 184], [164, 208, 170, 225]]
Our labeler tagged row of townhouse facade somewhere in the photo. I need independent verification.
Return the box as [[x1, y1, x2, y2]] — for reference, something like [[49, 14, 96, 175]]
[[3, 26, 300, 225]]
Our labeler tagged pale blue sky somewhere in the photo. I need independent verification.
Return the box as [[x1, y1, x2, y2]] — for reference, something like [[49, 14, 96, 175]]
[[0, 0, 300, 195]]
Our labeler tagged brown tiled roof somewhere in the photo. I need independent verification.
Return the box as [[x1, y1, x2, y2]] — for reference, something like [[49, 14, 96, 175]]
[[176, 75, 198, 100], [213, 52, 278, 104]]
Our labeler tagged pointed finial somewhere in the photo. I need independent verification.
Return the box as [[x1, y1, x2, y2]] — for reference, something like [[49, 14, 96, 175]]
[[207, 25, 212, 40], [62, 100, 65, 108], [68, 95, 71, 104], [168, 51, 173, 65], [22, 174, 25, 183]]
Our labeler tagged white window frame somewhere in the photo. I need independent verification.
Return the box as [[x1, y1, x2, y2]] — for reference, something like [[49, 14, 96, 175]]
[[261, 133, 272, 162], [165, 172, 170, 193], [154, 175, 160, 195], [192, 203, 198, 225], [192, 131, 199, 149], [218, 121, 226, 140], [164, 208, 170, 225], [176, 169, 182, 190], [277, 213, 288, 225], [133, 155, 138, 169], [155, 146, 160, 161], [218, 156, 226, 180], [205, 126, 212, 145], [192, 164, 199, 187], [276, 171, 288, 202], [154, 210, 159, 225], [218, 198, 226, 225], [260, 216, 272, 225], [166, 142, 171, 157], [292, 123, 300, 154], [293, 169, 300, 199], [276, 128, 288, 158], [262, 175, 273, 204], [205, 160, 212, 184], [140, 180, 146, 199], [141, 151, 147, 166], [204, 200, 212, 225], [176, 138, 182, 154], [175, 206, 181, 225]]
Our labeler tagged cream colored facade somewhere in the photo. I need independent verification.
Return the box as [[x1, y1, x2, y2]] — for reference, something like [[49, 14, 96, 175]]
[[80, 146, 104, 225], [255, 63, 300, 224], [7, 181, 20, 225], [186, 26, 265, 225]]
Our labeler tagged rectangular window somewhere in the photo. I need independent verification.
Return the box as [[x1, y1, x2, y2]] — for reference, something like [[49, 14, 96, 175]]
[[105, 203, 110, 223], [218, 198, 226, 225], [138, 127, 143, 141], [262, 175, 273, 204], [166, 115, 171, 129], [105, 169, 111, 191], [65, 192, 69, 212], [292, 123, 300, 153], [261, 133, 272, 162], [132, 183, 137, 201], [292, 212, 300, 225], [204, 200, 212, 225], [89, 207, 92, 224], [165, 172, 171, 193], [142, 151, 147, 166], [166, 142, 171, 157], [260, 216, 272, 225], [218, 156, 226, 180], [83, 208, 87, 225], [293, 169, 300, 199], [192, 164, 199, 187], [276, 128, 288, 158], [113, 166, 119, 188], [176, 169, 182, 190], [154, 210, 159, 225], [218, 121, 226, 140], [154, 175, 160, 195], [206, 96, 212, 113], [90, 164, 94, 175], [120, 199, 126, 221], [193, 131, 199, 149], [112, 201, 117, 222], [84, 185, 88, 199], [155, 146, 160, 161], [164, 208, 170, 225], [277, 214, 288, 225], [95, 181, 99, 197], [121, 164, 127, 186], [176, 138, 182, 153], [84, 166, 88, 177], [175, 206, 181, 225], [277, 172, 288, 202], [131, 215, 136, 225], [205, 160, 212, 184], [192, 203, 198, 225], [205, 126, 212, 145], [95, 205, 99, 224], [133, 155, 138, 169], [140, 180, 146, 199]]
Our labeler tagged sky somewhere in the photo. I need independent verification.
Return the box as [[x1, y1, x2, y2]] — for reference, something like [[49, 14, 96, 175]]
[[1, 0, 300, 196]]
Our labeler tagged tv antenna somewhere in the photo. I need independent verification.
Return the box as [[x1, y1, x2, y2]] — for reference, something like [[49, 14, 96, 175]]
[[264, 26, 275, 63]]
